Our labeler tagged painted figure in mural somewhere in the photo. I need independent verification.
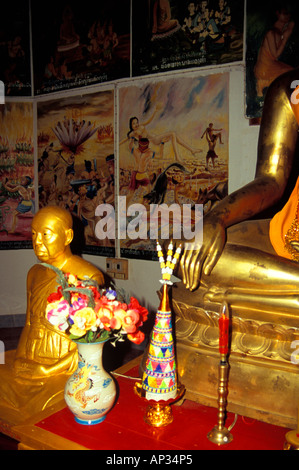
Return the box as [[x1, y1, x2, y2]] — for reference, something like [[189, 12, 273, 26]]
[[57, 4, 80, 50], [204, 133, 219, 170], [254, 6, 294, 97], [179, 68, 299, 316], [121, 113, 202, 164], [103, 21, 119, 62], [128, 137, 154, 194], [196, 6, 225, 51], [201, 122, 223, 144], [182, 2, 199, 44], [0, 206, 104, 422], [2, 176, 34, 233], [151, 0, 180, 38]]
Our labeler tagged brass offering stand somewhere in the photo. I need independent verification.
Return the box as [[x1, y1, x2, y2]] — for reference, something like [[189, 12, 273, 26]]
[[207, 303, 233, 446], [284, 406, 299, 450], [134, 382, 185, 428]]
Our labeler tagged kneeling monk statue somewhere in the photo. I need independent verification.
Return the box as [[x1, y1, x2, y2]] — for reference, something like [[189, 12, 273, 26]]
[[0, 206, 104, 429]]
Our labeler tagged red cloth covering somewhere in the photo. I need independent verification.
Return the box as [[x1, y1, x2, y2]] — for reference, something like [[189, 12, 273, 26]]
[[36, 366, 289, 450]]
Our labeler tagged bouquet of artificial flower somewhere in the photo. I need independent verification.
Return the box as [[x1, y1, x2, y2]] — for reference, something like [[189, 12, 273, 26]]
[[43, 264, 148, 345]]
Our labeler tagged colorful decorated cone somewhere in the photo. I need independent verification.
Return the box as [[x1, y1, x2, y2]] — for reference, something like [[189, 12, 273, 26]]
[[142, 241, 182, 402], [142, 283, 177, 401]]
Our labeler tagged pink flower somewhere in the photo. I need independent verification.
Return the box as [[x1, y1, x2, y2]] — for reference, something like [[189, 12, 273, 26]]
[[46, 299, 70, 331], [71, 296, 88, 313], [121, 309, 140, 334]]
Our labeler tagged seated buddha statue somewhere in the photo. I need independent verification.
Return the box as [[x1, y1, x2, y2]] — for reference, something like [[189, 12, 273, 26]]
[[0, 206, 104, 427], [162, 69, 299, 428], [178, 68, 299, 317]]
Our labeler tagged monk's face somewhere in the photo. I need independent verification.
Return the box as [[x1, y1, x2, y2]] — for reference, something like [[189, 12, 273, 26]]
[[31, 211, 73, 263]]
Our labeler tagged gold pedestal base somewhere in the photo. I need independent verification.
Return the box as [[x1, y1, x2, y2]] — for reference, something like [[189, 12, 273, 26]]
[[134, 382, 185, 428], [284, 430, 299, 450], [207, 426, 233, 446], [144, 402, 173, 427], [170, 286, 299, 429]]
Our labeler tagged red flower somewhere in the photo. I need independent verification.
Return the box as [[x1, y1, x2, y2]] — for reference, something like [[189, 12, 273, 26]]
[[100, 316, 112, 331], [127, 330, 145, 345], [128, 297, 148, 323], [47, 286, 63, 303]]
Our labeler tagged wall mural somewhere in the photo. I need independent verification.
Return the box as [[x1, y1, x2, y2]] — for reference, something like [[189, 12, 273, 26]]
[[0, 102, 34, 248], [37, 89, 115, 256], [0, 0, 31, 97], [132, 0, 244, 77], [32, 0, 130, 95], [246, 0, 299, 119], [118, 72, 229, 260]]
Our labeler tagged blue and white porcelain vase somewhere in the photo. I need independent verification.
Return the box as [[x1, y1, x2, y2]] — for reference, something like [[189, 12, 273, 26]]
[[64, 340, 116, 425]]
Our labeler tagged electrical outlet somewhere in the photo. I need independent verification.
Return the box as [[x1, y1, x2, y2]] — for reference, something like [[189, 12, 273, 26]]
[[106, 258, 129, 280]]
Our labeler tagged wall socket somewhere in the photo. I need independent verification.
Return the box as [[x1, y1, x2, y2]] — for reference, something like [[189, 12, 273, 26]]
[[106, 258, 129, 280]]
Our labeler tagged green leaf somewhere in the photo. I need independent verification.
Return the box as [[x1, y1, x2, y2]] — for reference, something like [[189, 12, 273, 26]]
[[69, 333, 84, 341], [64, 287, 95, 309]]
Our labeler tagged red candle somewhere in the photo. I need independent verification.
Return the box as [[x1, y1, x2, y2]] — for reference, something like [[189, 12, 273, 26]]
[[219, 310, 229, 355]]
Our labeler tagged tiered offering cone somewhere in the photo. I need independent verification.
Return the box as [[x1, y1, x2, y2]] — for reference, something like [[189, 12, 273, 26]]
[[135, 241, 184, 426], [142, 282, 177, 401]]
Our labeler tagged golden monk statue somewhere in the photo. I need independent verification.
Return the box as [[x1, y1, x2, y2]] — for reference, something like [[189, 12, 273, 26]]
[[178, 68, 299, 316], [0, 206, 104, 428]]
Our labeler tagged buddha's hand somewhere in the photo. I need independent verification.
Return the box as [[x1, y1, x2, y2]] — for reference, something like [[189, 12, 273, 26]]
[[180, 217, 226, 291], [204, 286, 228, 303]]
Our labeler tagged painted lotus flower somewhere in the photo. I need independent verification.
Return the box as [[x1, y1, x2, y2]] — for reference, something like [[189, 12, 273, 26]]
[[52, 118, 98, 154]]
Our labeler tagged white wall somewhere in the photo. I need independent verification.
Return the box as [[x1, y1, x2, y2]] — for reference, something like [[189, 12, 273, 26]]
[[0, 65, 260, 319]]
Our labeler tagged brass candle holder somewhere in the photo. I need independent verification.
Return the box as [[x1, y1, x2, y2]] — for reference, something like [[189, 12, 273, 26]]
[[207, 303, 233, 446], [207, 353, 233, 445]]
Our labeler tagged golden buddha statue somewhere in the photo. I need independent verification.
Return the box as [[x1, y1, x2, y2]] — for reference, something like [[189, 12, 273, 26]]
[[170, 69, 299, 428], [0, 206, 104, 431], [179, 68, 299, 315]]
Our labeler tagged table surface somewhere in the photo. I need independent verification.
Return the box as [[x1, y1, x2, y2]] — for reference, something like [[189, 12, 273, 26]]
[[12, 356, 291, 451]]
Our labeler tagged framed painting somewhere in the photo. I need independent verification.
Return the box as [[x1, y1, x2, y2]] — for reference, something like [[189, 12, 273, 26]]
[[32, 0, 130, 95], [0, 0, 32, 97], [37, 88, 115, 256], [246, 0, 299, 119], [118, 71, 229, 260], [0, 101, 34, 248], [132, 0, 244, 77]]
